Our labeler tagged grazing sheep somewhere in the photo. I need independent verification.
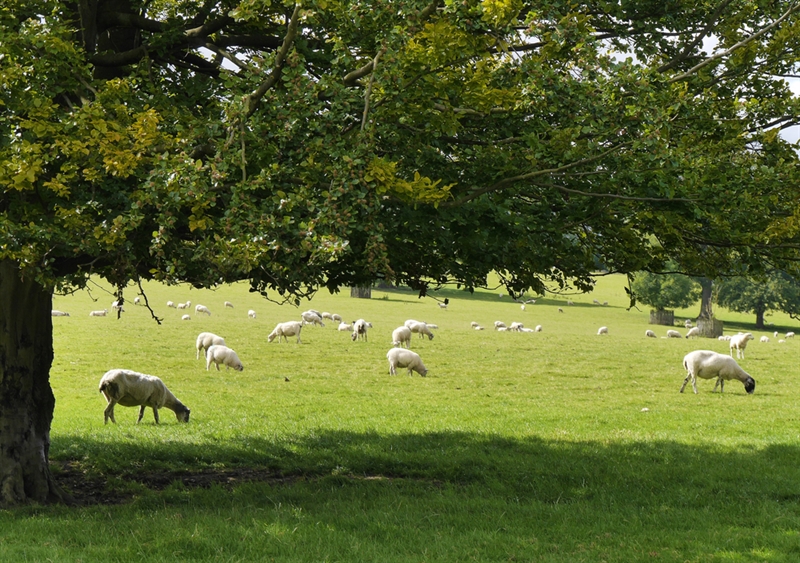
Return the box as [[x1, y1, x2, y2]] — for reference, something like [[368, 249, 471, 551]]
[[134, 297, 141, 305], [301, 310, 325, 327], [603, 301, 609, 306], [99, 369, 190, 424], [597, 326, 608, 335], [760, 336, 770, 343], [386, 348, 428, 377], [680, 350, 755, 394], [520, 304, 525, 311], [509, 322, 524, 332], [351, 319, 369, 341], [558, 307, 563, 313], [473, 325, 485, 330], [645, 330, 657, 338], [392, 326, 412, 349], [196, 332, 226, 360], [494, 321, 507, 330], [338, 322, 352, 332], [268, 321, 303, 343], [206, 345, 244, 371], [224, 301, 234, 308], [685, 327, 700, 339], [519, 327, 535, 333], [426, 324, 438, 329], [718, 335, 727, 341], [496, 326, 509, 332], [177, 302, 189, 310], [51, 310, 70, 317], [181, 314, 191, 321], [470, 321, 480, 328], [111, 300, 122, 311], [666, 330, 682, 338], [321, 312, 333, 320], [408, 321, 435, 340], [331, 313, 343, 322], [774, 331, 779, 338], [534, 325, 543, 332], [593, 299, 601, 305], [567, 300, 574, 306], [195, 304, 211, 316], [684, 319, 693, 329], [729, 332, 754, 359], [438, 302, 448, 309], [89, 309, 108, 317], [248, 309, 257, 319], [779, 339, 786, 343], [404, 319, 423, 328], [167, 301, 176, 308], [787, 332, 795, 338]]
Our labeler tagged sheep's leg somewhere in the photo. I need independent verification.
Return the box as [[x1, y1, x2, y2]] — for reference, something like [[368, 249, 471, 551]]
[[215, 362, 221, 371], [152, 408, 160, 424], [679, 374, 692, 393], [103, 401, 117, 424], [137, 405, 146, 424]]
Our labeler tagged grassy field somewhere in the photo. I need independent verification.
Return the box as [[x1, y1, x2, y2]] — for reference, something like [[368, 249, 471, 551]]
[[2, 274, 800, 562]]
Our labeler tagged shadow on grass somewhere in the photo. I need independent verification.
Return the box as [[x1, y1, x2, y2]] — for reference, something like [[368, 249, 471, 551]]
[[51, 430, 800, 509]]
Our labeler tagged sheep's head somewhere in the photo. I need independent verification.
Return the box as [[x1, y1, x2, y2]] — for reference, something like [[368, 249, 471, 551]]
[[176, 406, 191, 422], [267, 332, 276, 343], [427, 333, 434, 340], [744, 377, 756, 394]]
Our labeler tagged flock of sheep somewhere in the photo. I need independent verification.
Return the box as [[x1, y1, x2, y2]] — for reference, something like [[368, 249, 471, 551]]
[[53, 293, 797, 424]]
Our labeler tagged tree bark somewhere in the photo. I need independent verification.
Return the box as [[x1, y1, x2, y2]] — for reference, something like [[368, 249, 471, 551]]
[[697, 278, 714, 320], [0, 261, 66, 506], [697, 317, 723, 338], [755, 307, 765, 329], [350, 285, 372, 299]]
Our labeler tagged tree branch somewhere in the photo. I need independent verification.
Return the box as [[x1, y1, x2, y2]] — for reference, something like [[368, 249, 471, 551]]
[[656, 0, 736, 73]]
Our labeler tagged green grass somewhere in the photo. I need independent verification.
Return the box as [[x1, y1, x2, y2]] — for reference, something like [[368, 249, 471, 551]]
[[2, 275, 800, 562]]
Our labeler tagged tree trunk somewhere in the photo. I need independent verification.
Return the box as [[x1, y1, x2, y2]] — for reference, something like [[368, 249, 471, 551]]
[[350, 285, 372, 299], [697, 318, 724, 338], [755, 307, 765, 329], [0, 261, 66, 506], [697, 278, 713, 320], [649, 309, 674, 326]]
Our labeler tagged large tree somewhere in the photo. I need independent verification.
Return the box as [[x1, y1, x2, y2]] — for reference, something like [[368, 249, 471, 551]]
[[3, 0, 800, 504], [716, 271, 800, 328]]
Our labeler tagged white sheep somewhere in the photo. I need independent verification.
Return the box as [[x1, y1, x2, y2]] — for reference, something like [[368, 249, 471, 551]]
[[509, 322, 524, 332], [787, 332, 795, 338], [301, 310, 325, 327], [760, 335, 770, 343], [408, 321, 435, 340], [331, 313, 343, 322], [597, 326, 608, 335], [196, 332, 226, 360], [206, 345, 244, 371], [248, 309, 257, 319], [51, 310, 70, 317], [558, 307, 563, 313], [111, 300, 122, 311], [680, 350, 755, 394], [177, 302, 189, 310], [134, 297, 141, 305], [593, 299, 601, 305], [386, 348, 428, 376], [473, 325, 485, 330], [729, 333, 754, 359], [404, 319, 423, 328], [520, 304, 525, 311], [337, 322, 352, 332], [470, 321, 480, 328], [351, 319, 369, 341], [321, 312, 334, 320], [438, 302, 448, 309], [494, 321, 507, 330], [268, 321, 303, 343], [195, 304, 211, 316], [666, 329, 682, 338], [99, 369, 190, 424], [89, 309, 108, 317], [167, 301, 176, 308], [774, 331, 779, 338], [685, 327, 700, 339], [534, 325, 543, 332], [684, 319, 693, 329], [519, 327, 535, 333], [224, 301, 234, 308], [181, 314, 191, 321], [567, 300, 574, 306], [645, 330, 657, 338], [392, 326, 412, 348]]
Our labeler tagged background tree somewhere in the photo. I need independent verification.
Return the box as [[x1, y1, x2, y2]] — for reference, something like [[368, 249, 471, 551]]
[[3, 0, 800, 504], [631, 271, 702, 325], [716, 272, 800, 329]]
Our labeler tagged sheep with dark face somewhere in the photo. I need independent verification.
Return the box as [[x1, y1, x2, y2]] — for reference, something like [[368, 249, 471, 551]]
[[680, 350, 755, 394], [99, 369, 190, 424]]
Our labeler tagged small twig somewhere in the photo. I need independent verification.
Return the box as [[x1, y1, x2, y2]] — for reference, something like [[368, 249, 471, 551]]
[[361, 47, 385, 131]]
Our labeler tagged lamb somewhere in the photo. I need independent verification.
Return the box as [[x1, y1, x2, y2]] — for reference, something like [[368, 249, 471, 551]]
[[729, 332, 754, 359], [195, 304, 211, 316], [89, 309, 108, 317], [338, 322, 352, 331], [680, 350, 755, 394], [224, 301, 234, 308], [248, 309, 257, 319], [645, 330, 657, 338], [99, 369, 190, 424], [268, 321, 303, 343], [392, 326, 412, 349], [408, 321, 435, 340], [206, 345, 244, 371], [301, 310, 325, 327], [666, 330, 682, 338], [196, 332, 226, 360], [386, 348, 428, 376], [597, 326, 608, 335], [351, 318, 369, 341], [685, 327, 700, 339], [51, 310, 70, 317]]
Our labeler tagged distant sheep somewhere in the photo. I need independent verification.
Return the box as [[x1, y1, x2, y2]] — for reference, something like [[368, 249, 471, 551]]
[[51, 310, 70, 317], [89, 309, 108, 317], [509, 322, 524, 332], [268, 321, 303, 343], [494, 321, 507, 330], [99, 369, 190, 424], [645, 330, 656, 338], [351, 319, 370, 341], [301, 310, 325, 327], [567, 300, 574, 306], [787, 332, 795, 338], [195, 304, 211, 316], [680, 350, 755, 394], [331, 313, 343, 322], [196, 332, 226, 360], [593, 299, 601, 305], [248, 309, 257, 319], [534, 325, 543, 333], [470, 321, 480, 328], [392, 326, 412, 349], [597, 326, 608, 335], [321, 312, 334, 320], [387, 348, 428, 377], [224, 301, 234, 308], [408, 321, 435, 340], [206, 345, 244, 371], [558, 307, 563, 313], [438, 302, 448, 309], [167, 301, 176, 308], [760, 336, 770, 343], [666, 330, 682, 338], [729, 333, 754, 359], [133, 297, 141, 305], [685, 327, 700, 339], [684, 319, 693, 329], [473, 325, 485, 330], [181, 314, 191, 321], [177, 302, 189, 310], [338, 322, 352, 332]]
